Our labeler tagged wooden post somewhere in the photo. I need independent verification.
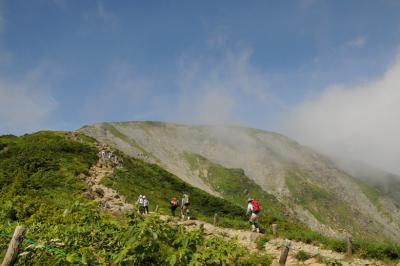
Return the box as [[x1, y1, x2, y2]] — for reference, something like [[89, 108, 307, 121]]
[[278, 240, 291, 266], [199, 223, 205, 232], [155, 205, 159, 213], [1, 226, 26, 266], [346, 236, 352, 257], [271, 224, 278, 237], [213, 213, 218, 226]]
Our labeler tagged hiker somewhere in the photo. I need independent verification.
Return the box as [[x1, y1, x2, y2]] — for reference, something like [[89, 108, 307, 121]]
[[247, 198, 261, 233], [112, 155, 119, 166], [170, 197, 179, 217], [143, 195, 149, 214], [181, 193, 190, 220], [137, 195, 145, 214]]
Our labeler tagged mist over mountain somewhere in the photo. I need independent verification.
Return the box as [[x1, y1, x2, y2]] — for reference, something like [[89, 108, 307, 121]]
[[79, 121, 400, 242], [281, 58, 400, 176]]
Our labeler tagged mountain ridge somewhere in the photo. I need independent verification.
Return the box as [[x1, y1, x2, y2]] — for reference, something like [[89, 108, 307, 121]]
[[79, 121, 400, 242]]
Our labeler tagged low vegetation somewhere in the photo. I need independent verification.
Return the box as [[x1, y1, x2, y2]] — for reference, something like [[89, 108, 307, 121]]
[[184, 153, 292, 228], [285, 169, 358, 233], [0, 131, 269, 265], [295, 250, 311, 261], [102, 153, 249, 227], [1, 131, 400, 264], [184, 153, 400, 261]]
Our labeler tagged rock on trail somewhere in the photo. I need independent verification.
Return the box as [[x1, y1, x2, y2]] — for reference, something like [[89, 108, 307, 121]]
[[80, 145, 133, 214]]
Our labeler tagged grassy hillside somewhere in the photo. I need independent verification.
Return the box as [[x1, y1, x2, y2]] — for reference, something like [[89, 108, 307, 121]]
[[183, 153, 400, 262], [79, 121, 400, 243], [183, 153, 291, 225], [285, 169, 356, 231], [0, 131, 271, 265], [102, 154, 250, 226], [284, 168, 400, 241], [1, 131, 400, 264], [0, 131, 97, 224]]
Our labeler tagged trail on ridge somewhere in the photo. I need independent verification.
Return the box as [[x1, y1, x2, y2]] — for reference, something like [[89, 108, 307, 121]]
[[79, 143, 133, 214], [173, 219, 387, 266], [68, 133, 391, 266]]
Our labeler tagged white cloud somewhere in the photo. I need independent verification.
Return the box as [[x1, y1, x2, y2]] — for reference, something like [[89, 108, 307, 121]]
[[282, 56, 400, 174], [83, 63, 155, 122], [175, 48, 283, 125], [347, 36, 367, 48], [0, 66, 58, 135]]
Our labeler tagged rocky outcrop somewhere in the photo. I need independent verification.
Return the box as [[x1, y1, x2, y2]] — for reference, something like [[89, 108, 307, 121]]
[[80, 146, 132, 214]]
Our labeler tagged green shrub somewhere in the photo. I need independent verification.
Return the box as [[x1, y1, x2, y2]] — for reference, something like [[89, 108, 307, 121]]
[[0, 131, 97, 224], [2, 213, 271, 265], [103, 155, 249, 225], [295, 250, 311, 261], [0, 131, 271, 265], [321, 256, 343, 266], [1, 131, 399, 264], [353, 239, 400, 260], [256, 235, 271, 250]]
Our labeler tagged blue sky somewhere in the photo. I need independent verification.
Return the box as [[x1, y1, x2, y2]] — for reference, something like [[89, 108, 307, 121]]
[[1, 0, 400, 136]]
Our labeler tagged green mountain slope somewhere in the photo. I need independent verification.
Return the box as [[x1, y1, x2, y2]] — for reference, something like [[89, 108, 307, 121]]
[[0, 131, 271, 265], [79, 121, 400, 242], [183, 153, 291, 224], [101, 152, 249, 226], [1, 131, 400, 264], [0, 131, 97, 223]]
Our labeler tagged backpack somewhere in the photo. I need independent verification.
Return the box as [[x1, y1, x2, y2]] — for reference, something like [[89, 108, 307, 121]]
[[251, 199, 261, 214], [143, 198, 149, 206], [171, 198, 178, 207], [138, 197, 144, 206], [183, 195, 190, 206]]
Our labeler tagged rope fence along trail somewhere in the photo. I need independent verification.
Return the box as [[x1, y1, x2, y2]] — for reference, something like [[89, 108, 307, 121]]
[[0, 228, 99, 266]]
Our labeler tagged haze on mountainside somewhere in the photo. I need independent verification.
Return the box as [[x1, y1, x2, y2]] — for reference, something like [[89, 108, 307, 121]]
[[2, 2, 400, 264], [1, 1, 400, 182], [282, 58, 400, 177], [80, 121, 400, 242]]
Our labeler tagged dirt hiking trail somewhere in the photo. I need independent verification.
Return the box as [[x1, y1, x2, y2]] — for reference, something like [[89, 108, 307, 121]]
[[69, 134, 395, 266]]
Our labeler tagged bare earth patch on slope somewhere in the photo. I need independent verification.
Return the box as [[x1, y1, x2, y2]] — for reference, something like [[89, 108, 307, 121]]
[[79, 145, 133, 214]]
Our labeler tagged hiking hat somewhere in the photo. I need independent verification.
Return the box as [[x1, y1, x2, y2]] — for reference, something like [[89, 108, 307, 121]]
[[247, 198, 253, 202]]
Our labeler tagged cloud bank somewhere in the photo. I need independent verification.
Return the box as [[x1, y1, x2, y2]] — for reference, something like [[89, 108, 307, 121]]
[[282, 56, 400, 175]]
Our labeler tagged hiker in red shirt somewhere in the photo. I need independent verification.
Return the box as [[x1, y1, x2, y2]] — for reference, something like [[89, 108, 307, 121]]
[[170, 197, 179, 217], [246, 198, 261, 233]]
